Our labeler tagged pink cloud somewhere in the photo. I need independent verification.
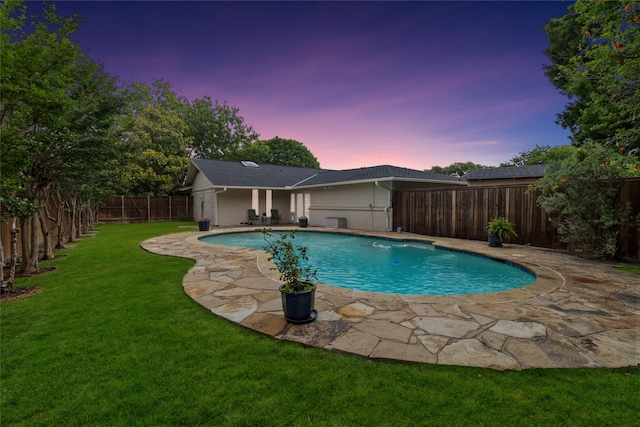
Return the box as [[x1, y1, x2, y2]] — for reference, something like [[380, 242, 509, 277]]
[[62, 0, 572, 172]]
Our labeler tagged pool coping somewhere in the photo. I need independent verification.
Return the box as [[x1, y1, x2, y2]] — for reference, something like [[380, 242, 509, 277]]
[[141, 226, 639, 371]]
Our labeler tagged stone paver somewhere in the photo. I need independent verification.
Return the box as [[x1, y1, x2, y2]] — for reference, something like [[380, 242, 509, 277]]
[[140, 226, 639, 370]]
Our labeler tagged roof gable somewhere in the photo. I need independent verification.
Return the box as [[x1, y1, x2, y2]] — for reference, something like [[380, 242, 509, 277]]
[[187, 159, 325, 188]]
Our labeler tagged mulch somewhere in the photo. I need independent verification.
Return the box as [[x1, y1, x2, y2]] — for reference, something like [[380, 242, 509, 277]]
[[1, 285, 42, 301]]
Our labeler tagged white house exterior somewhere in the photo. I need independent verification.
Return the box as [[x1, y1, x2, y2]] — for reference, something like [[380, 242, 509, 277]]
[[185, 159, 466, 232]]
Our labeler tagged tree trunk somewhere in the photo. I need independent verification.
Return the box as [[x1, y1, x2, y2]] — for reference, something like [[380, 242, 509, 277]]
[[39, 197, 57, 260], [2, 217, 21, 293], [60, 198, 72, 245], [0, 229, 4, 290], [56, 215, 66, 249], [19, 218, 31, 274], [39, 207, 55, 260], [55, 192, 66, 249], [69, 196, 78, 242], [87, 200, 96, 231], [26, 213, 40, 274], [79, 204, 86, 236], [78, 203, 85, 237]]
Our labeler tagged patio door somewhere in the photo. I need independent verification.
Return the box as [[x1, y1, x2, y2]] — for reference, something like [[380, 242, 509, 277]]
[[291, 192, 310, 222]]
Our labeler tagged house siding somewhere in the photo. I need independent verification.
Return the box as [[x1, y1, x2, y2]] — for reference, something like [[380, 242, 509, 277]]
[[191, 173, 215, 221], [213, 189, 293, 226], [188, 161, 462, 231], [216, 189, 252, 226], [200, 180, 459, 231], [309, 182, 393, 231], [192, 168, 295, 226]]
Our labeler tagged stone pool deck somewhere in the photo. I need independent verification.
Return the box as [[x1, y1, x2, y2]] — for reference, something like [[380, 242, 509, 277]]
[[140, 227, 639, 371]]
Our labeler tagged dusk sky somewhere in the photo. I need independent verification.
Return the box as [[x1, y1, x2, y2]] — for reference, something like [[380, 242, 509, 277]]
[[52, 0, 574, 171]]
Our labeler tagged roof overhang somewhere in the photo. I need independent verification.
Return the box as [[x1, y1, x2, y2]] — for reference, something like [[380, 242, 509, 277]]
[[292, 176, 467, 189]]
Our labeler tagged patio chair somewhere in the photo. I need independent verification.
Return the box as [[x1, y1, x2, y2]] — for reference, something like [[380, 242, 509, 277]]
[[247, 209, 259, 225], [270, 209, 282, 225]]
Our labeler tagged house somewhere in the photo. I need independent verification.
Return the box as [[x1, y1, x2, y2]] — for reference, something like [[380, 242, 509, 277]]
[[463, 164, 546, 187], [185, 159, 465, 231]]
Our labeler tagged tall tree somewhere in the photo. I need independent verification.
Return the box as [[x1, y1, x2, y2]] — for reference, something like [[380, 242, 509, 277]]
[[1, 0, 84, 273], [543, 1, 639, 153], [1, 0, 125, 272], [114, 80, 191, 195], [260, 137, 320, 168], [55, 59, 125, 242], [183, 96, 259, 160]]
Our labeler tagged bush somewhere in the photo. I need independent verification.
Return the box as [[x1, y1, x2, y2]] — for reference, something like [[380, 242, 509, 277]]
[[532, 145, 639, 259]]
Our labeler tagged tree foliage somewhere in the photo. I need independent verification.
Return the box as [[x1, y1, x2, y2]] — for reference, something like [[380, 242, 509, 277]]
[[532, 145, 639, 259], [427, 162, 489, 177], [1, 0, 82, 212], [543, 1, 640, 152], [229, 137, 320, 168], [183, 96, 259, 160], [262, 137, 320, 168], [1, 0, 323, 281], [225, 140, 272, 164], [500, 145, 577, 167], [1, 0, 125, 274], [114, 80, 190, 195]]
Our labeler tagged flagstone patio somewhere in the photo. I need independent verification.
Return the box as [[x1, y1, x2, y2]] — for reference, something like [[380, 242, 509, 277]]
[[140, 227, 639, 370]]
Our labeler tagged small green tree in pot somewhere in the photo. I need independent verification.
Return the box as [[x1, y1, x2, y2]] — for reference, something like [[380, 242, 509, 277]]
[[261, 228, 318, 323], [487, 217, 518, 247]]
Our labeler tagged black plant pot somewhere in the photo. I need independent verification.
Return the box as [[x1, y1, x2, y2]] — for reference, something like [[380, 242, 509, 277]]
[[279, 284, 317, 324], [299, 218, 308, 227], [488, 233, 503, 247], [198, 221, 210, 231]]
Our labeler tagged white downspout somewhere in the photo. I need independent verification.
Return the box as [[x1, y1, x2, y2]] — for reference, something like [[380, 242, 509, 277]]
[[213, 187, 227, 226], [375, 181, 392, 232]]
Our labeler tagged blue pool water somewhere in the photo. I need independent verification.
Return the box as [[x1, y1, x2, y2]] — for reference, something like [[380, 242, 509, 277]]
[[199, 231, 536, 296]]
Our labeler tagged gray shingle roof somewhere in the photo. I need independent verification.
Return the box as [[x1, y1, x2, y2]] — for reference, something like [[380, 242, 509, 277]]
[[463, 164, 546, 180], [189, 159, 324, 187], [187, 159, 462, 188], [303, 165, 463, 186]]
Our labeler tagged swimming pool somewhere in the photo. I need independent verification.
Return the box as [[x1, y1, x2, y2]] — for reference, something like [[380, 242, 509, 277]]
[[199, 231, 536, 295]]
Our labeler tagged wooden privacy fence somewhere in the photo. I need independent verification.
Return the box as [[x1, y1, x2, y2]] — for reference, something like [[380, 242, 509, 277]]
[[393, 178, 640, 258], [98, 196, 193, 223]]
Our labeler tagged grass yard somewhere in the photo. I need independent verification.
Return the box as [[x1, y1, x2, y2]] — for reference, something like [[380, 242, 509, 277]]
[[615, 265, 640, 275], [1, 222, 638, 426]]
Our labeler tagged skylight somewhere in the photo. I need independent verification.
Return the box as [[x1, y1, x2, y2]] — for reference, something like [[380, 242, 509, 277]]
[[241, 161, 259, 168]]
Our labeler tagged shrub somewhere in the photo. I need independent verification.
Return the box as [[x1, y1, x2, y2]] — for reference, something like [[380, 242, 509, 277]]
[[532, 144, 639, 259]]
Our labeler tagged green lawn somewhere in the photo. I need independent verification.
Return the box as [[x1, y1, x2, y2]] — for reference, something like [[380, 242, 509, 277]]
[[2, 222, 638, 426], [615, 265, 640, 275]]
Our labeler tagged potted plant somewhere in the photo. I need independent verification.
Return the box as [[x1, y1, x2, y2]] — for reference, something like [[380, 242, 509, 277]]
[[298, 215, 308, 227], [198, 217, 210, 231], [261, 228, 318, 323], [487, 217, 517, 247]]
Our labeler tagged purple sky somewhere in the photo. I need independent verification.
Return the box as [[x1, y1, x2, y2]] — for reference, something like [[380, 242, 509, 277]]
[[53, 0, 573, 171]]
